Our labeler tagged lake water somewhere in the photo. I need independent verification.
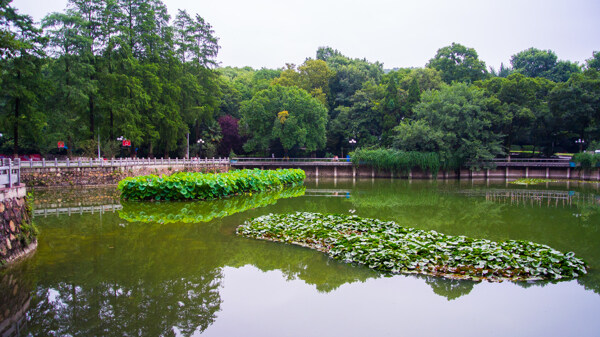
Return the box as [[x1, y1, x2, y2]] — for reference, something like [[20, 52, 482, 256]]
[[2, 179, 600, 336]]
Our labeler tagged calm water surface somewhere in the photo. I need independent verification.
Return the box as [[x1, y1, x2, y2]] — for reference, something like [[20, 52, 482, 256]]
[[2, 179, 600, 336]]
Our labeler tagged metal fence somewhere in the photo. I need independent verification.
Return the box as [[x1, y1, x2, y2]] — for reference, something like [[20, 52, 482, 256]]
[[0, 158, 21, 188]]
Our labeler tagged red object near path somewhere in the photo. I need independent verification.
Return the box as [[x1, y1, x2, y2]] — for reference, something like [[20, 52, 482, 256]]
[[123, 140, 131, 147], [58, 141, 65, 148]]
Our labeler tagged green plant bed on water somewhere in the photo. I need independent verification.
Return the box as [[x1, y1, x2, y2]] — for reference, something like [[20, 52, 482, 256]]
[[118, 168, 306, 201], [237, 212, 587, 282], [510, 178, 597, 185]]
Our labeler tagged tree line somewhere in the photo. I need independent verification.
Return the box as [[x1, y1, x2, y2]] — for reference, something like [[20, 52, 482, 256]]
[[2, 0, 599, 168]]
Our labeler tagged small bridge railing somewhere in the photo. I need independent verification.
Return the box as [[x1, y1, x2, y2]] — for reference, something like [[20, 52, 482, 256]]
[[10, 157, 229, 169], [230, 157, 352, 165], [0, 158, 21, 188], [488, 158, 571, 167]]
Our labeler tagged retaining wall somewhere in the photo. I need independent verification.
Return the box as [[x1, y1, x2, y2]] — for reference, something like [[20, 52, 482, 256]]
[[0, 186, 36, 266], [232, 164, 600, 181], [21, 164, 229, 187]]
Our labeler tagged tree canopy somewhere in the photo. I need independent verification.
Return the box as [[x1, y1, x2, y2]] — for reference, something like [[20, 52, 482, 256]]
[[0, 4, 598, 165]]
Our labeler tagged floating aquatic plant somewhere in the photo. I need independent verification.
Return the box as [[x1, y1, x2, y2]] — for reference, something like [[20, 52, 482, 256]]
[[237, 212, 587, 282], [118, 168, 305, 201], [510, 178, 558, 185]]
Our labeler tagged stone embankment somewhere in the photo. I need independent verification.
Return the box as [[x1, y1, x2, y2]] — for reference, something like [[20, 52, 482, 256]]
[[0, 186, 36, 266], [21, 163, 229, 187]]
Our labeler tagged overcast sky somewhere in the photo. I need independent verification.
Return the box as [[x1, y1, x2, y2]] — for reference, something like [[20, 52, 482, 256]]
[[11, 0, 600, 70]]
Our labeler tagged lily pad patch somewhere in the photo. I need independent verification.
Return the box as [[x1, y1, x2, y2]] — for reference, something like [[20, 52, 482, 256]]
[[237, 212, 587, 282]]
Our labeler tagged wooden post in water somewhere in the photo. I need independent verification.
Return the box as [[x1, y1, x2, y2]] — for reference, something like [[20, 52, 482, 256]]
[[315, 166, 319, 178], [567, 167, 570, 179], [525, 167, 529, 178], [352, 166, 356, 178], [546, 167, 549, 179]]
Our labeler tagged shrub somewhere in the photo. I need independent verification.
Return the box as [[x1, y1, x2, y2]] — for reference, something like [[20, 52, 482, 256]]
[[571, 152, 600, 169], [350, 148, 441, 175]]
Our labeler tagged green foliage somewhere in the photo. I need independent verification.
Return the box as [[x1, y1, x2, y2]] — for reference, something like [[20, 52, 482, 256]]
[[399, 83, 504, 169], [477, 73, 556, 153], [19, 221, 39, 245], [119, 185, 305, 224], [571, 152, 600, 169], [549, 71, 600, 145], [118, 168, 306, 201], [511, 48, 581, 82], [238, 212, 588, 282], [426, 43, 488, 84], [350, 148, 441, 175], [587, 51, 600, 71], [240, 84, 328, 155]]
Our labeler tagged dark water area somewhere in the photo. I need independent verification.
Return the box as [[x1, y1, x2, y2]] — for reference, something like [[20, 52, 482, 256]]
[[2, 179, 600, 336]]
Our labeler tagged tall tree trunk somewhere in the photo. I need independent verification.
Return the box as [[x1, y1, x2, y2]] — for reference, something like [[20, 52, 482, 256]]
[[13, 97, 20, 157], [109, 108, 114, 140], [89, 95, 95, 139]]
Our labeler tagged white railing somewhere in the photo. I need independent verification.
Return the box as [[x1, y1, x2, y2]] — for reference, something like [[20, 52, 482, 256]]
[[230, 157, 351, 164], [0, 158, 21, 187], [10, 157, 230, 169]]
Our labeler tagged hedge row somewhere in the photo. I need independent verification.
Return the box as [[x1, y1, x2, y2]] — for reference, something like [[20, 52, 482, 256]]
[[118, 168, 306, 201]]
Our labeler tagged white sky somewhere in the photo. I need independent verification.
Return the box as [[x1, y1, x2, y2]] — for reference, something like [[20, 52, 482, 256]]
[[11, 0, 600, 70]]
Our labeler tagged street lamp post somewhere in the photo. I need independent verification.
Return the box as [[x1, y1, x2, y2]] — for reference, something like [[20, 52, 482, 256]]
[[575, 138, 585, 153], [197, 138, 205, 158], [349, 138, 357, 158]]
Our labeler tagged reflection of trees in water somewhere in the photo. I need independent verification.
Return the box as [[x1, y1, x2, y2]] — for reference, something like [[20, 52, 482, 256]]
[[27, 274, 221, 336], [227, 237, 378, 293], [578, 270, 600, 295], [0, 262, 34, 337], [417, 275, 476, 301], [26, 211, 225, 336], [33, 186, 121, 208], [118, 185, 306, 224]]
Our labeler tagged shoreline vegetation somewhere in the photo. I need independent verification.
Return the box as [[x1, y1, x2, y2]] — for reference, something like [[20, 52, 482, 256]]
[[237, 212, 587, 282], [118, 168, 305, 201]]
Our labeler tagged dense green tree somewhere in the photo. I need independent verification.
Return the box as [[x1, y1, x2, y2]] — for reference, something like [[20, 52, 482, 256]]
[[317, 46, 383, 108], [271, 59, 335, 107], [511, 47, 581, 82], [399, 68, 443, 93], [549, 70, 600, 148], [240, 85, 327, 156], [394, 83, 503, 169], [587, 51, 600, 71], [0, 0, 45, 155], [426, 43, 488, 83], [477, 73, 555, 154]]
